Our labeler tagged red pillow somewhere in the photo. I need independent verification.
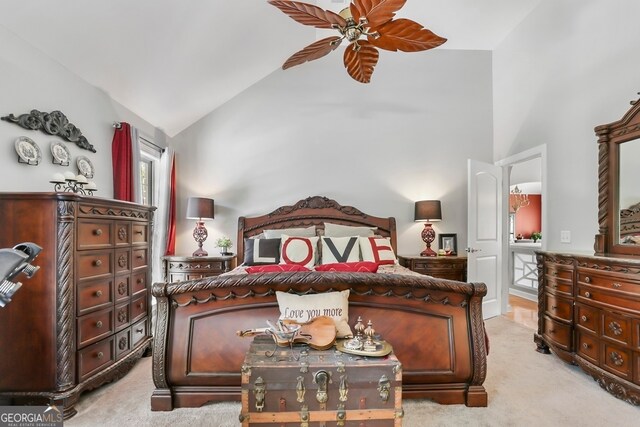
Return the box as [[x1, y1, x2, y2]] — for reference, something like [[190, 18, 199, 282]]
[[246, 264, 310, 274], [314, 262, 379, 273]]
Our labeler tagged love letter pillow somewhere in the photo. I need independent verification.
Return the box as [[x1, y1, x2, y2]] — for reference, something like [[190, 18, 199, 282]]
[[320, 236, 360, 264], [276, 290, 352, 338], [359, 236, 397, 265], [280, 235, 319, 269], [243, 238, 281, 265]]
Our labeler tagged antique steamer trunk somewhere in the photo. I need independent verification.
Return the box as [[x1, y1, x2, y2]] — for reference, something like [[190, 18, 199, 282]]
[[240, 336, 403, 426]]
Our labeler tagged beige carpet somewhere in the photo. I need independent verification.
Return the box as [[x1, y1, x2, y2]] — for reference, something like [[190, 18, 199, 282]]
[[66, 316, 639, 426]]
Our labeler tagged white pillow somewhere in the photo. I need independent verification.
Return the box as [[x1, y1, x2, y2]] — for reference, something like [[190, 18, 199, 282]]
[[276, 290, 353, 338], [280, 235, 319, 269], [320, 236, 360, 264], [359, 236, 397, 265], [264, 226, 316, 239], [324, 222, 376, 237]]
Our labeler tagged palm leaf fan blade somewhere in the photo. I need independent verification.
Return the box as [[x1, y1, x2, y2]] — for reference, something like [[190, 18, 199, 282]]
[[283, 36, 343, 70], [369, 18, 447, 52], [343, 41, 379, 83], [351, 0, 407, 28], [268, 0, 346, 29]]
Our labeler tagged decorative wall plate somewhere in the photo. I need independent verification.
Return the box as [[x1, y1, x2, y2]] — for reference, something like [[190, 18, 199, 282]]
[[14, 136, 41, 165], [76, 156, 94, 178], [50, 141, 70, 166]]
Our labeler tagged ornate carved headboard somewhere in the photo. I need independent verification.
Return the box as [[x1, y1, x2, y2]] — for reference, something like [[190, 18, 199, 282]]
[[236, 196, 397, 265]]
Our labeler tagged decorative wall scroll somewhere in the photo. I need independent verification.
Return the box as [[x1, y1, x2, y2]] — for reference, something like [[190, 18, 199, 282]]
[[1, 109, 96, 153]]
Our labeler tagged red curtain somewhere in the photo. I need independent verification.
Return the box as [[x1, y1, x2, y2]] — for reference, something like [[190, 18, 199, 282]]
[[112, 122, 134, 201], [164, 153, 177, 255]]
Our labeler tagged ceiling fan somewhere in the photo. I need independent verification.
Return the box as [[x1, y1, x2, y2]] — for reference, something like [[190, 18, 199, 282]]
[[267, 0, 447, 83]]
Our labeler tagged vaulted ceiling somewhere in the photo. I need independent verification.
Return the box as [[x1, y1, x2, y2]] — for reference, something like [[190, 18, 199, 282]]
[[0, 0, 541, 136]]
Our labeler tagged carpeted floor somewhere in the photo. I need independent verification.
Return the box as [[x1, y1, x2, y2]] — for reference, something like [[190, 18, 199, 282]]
[[65, 316, 639, 426]]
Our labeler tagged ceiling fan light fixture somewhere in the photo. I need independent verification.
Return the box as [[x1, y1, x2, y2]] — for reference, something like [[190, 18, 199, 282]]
[[268, 0, 446, 83]]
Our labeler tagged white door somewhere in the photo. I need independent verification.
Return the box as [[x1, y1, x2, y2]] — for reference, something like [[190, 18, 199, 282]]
[[467, 159, 502, 319]]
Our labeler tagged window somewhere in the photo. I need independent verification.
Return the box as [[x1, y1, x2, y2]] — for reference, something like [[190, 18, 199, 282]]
[[139, 136, 163, 207]]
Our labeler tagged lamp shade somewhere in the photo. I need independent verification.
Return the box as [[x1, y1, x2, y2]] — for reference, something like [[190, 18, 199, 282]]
[[414, 200, 442, 222], [186, 197, 215, 220]]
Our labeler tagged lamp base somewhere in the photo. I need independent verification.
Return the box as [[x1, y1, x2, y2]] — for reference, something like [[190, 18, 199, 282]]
[[192, 247, 208, 257], [420, 247, 437, 257]]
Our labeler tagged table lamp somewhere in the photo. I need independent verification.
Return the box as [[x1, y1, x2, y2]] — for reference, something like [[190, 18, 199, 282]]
[[414, 200, 442, 257], [186, 197, 215, 257]]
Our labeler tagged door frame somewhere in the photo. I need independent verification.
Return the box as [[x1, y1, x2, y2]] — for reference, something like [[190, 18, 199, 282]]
[[495, 144, 547, 314]]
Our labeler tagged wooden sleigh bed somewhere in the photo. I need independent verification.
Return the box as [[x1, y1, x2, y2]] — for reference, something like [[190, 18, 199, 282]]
[[151, 196, 488, 411]]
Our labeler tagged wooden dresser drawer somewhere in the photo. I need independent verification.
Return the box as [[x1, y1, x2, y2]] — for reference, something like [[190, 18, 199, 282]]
[[577, 271, 640, 296], [77, 220, 113, 250], [131, 318, 148, 348], [577, 286, 640, 313], [78, 337, 116, 382], [131, 293, 147, 323], [77, 278, 113, 315], [77, 251, 113, 280], [115, 222, 132, 246], [545, 276, 573, 296], [575, 303, 599, 334], [601, 342, 632, 380], [115, 302, 130, 331], [602, 311, 632, 346], [115, 249, 131, 274], [132, 248, 148, 269], [546, 262, 574, 281], [132, 223, 149, 244], [545, 293, 572, 321], [78, 308, 114, 348], [132, 271, 147, 295], [543, 315, 572, 350], [576, 330, 599, 364]]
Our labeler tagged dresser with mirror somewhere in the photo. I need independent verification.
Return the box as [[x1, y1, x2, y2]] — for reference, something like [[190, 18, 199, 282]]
[[536, 94, 640, 405]]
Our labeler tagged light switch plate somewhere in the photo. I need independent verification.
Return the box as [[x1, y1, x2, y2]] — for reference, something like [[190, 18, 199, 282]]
[[560, 230, 571, 243]]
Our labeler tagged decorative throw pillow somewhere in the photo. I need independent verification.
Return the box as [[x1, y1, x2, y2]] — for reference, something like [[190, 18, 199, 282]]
[[315, 262, 379, 273], [323, 222, 377, 238], [359, 236, 397, 265], [280, 235, 319, 269], [264, 226, 316, 239], [243, 238, 281, 265], [320, 236, 360, 264], [246, 264, 310, 274], [276, 290, 352, 338]]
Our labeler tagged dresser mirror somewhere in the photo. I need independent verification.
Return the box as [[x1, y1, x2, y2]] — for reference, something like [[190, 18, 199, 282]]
[[594, 94, 640, 256]]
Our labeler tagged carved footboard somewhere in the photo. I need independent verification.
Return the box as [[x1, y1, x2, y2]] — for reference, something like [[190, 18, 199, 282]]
[[151, 272, 488, 411]]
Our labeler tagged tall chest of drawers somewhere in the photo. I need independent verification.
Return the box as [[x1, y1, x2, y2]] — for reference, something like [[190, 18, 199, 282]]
[[536, 251, 640, 405], [0, 193, 154, 418]]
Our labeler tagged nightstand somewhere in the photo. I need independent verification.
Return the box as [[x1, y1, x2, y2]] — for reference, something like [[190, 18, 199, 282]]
[[162, 255, 237, 282], [398, 255, 467, 282]]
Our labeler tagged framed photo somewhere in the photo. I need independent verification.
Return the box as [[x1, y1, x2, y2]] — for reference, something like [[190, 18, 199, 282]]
[[439, 233, 458, 255]]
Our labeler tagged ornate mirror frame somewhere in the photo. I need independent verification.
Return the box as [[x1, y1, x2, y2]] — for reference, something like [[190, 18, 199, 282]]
[[594, 94, 640, 256]]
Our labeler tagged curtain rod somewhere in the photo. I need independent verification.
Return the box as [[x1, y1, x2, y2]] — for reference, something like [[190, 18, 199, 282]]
[[113, 122, 166, 153]]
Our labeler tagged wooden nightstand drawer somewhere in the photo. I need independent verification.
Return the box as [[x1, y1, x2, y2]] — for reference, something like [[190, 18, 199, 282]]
[[398, 255, 467, 282], [163, 255, 238, 282]]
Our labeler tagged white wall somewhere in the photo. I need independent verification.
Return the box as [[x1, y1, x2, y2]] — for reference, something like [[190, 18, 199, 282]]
[[172, 49, 493, 257], [493, 0, 640, 252], [0, 25, 168, 196]]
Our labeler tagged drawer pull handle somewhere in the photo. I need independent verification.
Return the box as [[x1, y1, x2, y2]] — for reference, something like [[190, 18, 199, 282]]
[[97, 351, 104, 360], [552, 271, 558, 276], [95, 290, 103, 297], [581, 315, 588, 322], [551, 283, 557, 288], [551, 305, 557, 310], [135, 328, 144, 334], [584, 291, 591, 298], [548, 329, 555, 334], [584, 276, 591, 283], [137, 278, 143, 284], [612, 282, 622, 288], [137, 255, 144, 259], [135, 230, 144, 235], [94, 229, 103, 236], [96, 321, 103, 328], [608, 321, 623, 336], [582, 343, 590, 349], [93, 259, 102, 267], [138, 303, 144, 309]]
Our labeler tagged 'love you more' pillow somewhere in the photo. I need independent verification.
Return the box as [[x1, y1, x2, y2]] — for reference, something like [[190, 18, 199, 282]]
[[276, 290, 353, 338]]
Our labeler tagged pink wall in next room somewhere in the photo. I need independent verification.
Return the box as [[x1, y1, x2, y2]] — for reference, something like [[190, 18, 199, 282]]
[[511, 194, 541, 238]]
